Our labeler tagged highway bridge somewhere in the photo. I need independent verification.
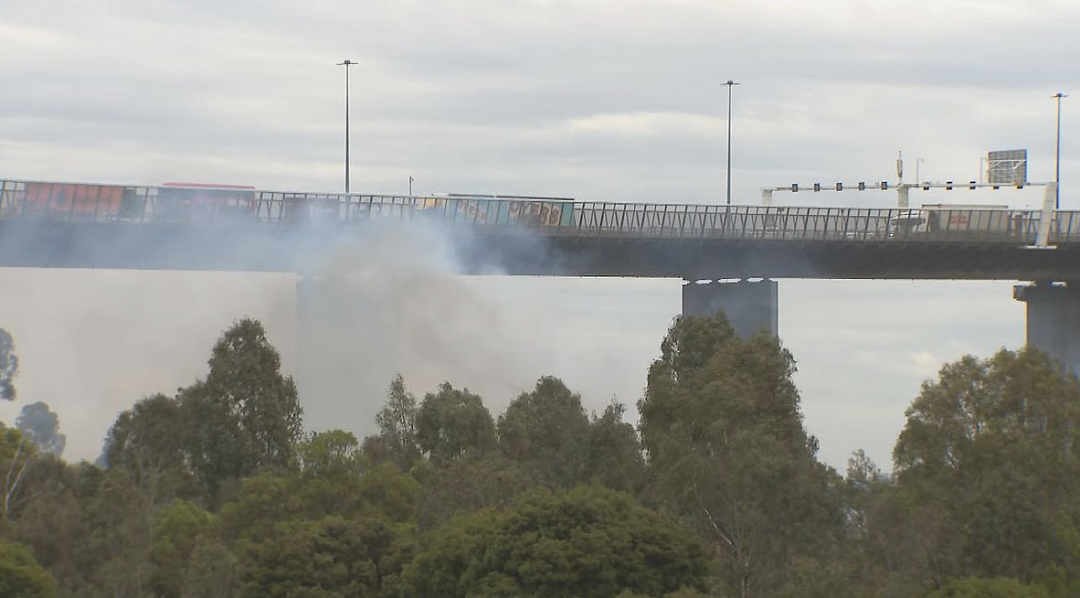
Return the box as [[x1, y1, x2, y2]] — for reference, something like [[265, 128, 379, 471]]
[[2, 179, 1080, 280], [2, 178, 1078, 374]]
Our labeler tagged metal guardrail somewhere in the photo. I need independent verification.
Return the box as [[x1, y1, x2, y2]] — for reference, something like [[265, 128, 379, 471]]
[[2, 179, 1079, 244]]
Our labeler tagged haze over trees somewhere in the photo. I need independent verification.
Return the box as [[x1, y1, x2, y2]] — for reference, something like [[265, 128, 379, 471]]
[[16, 402, 66, 457], [0, 315, 1079, 598], [1, 328, 18, 402]]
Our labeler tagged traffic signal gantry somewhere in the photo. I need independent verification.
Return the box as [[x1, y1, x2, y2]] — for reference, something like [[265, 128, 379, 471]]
[[761, 180, 1057, 210]]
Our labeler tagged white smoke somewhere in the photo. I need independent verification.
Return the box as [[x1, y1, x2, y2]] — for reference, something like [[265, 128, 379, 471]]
[[294, 219, 564, 438]]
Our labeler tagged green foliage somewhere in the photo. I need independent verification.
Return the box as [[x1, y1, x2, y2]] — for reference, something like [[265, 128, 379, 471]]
[[238, 516, 395, 598], [180, 318, 304, 503], [369, 375, 421, 471], [7, 459, 95, 592], [0, 328, 18, 402], [1, 424, 35, 521], [413, 452, 536, 530], [17, 310, 1080, 598], [891, 349, 1080, 586], [220, 461, 418, 547], [354, 462, 421, 524], [924, 576, 1051, 598], [181, 538, 237, 598], [15, 402, 65, 457], [0, 538, 57, 598], [84, 469, 155, 597], [638, 313, 844, 598], [400, 485, 710, 598], [102, 393, 190, 501], [150, 500, 217, 598], [497, 376, 591, 488], [583, 401, 645, 494], [298, 430, 364, 479], [218, 474, 299, 548], [416, 382, 496, 462], [101, 319, 303, 508]]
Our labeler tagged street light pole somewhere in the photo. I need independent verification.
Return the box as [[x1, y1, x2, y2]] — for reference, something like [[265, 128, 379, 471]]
[[1053, 92, 1067, 209], [724, 80, 740, 206], [337, 59, 357, 194]]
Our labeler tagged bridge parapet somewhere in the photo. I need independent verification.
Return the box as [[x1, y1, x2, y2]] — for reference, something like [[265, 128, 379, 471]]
[[2, 178, 1080, 245]]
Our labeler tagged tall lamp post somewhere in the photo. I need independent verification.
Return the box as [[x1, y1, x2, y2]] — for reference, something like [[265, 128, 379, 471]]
[[1053, 92, 1067, 209], [337, 59, 357, 193], [724, 80, 740, 206]]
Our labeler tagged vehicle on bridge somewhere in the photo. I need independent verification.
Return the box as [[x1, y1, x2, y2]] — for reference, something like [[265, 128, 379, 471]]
[[156, 182, 258, 223], [417, 194, 575, 227], [0, 181, 137, 220], [887, 204, 1027, 238], [3, 177, 1079, 245]]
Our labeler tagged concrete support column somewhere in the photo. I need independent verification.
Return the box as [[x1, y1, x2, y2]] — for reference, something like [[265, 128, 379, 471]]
[[1014, 280, 1080, 375], [296, 275, 400, 435], [682, 278, 778, 337]]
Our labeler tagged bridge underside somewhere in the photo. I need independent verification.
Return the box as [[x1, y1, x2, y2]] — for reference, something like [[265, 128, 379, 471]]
[[3, 221, 1080, 280]]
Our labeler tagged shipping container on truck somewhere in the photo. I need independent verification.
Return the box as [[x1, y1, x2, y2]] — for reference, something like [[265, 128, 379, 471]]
[[20, 182, 127, 220], [157, 182, 257, 223], [419, 194, 575, 228], [921, 204, 1017, 236]]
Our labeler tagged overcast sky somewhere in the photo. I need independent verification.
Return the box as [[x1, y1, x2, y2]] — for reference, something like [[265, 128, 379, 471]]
[[0, 0, 1076, 471]]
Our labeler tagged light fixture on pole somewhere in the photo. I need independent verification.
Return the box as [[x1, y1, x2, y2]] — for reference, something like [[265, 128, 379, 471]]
[[409, 175, 414, 196], [724, 80, 740, 206], [1053, 92, 1067, 209], [337, 59, 357, 194]]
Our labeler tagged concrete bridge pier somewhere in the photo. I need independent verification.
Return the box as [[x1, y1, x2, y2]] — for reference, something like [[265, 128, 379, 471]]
[[1014, 281, 1080, 375], [682, 279, 778, 337], [296, 275, 401, 435]]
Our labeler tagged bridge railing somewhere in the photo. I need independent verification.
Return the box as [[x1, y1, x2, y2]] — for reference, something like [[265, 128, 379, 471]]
[[3, 179, 1079, 244]]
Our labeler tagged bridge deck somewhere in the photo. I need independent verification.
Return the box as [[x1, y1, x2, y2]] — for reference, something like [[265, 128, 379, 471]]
[[2, 179, 1079, 280]]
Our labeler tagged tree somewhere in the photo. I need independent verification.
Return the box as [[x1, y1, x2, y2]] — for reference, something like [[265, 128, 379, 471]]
[[15, 402, 66, 457], [399, 486, 711, 598], [0, 328, 17, 402], [181, 539, 236, 598], [638, 313, 844, 598], [83, 469, 155, 598], [7, 460, 96, 595], [102, 393, 191, 502], [298, 429, 364, 479], [413, 453, 535, 530], [237, 516, 396, 598], [150, 500, 217, 598], [416, 382, 496, 463], [890, 348, 1080, 589], [354, 461, 421, 524], [924, 576, 1051, 598], [367, 375, 421, 471], [219, 473, 305, 545], [583, 400, 646, 494], [296, 431, 366, 521], [2, 424, 33, 520], [0, 538, 58, 598], [497, 376, 591, 488], [180, 319, 304, 503]]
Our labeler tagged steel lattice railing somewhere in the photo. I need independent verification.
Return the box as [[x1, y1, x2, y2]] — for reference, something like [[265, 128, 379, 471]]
[[2, 179, 1079, 244]]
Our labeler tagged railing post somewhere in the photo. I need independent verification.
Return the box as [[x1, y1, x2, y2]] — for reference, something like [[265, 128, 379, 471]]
[[1035, 183, 1056, 248], [897, 185, 910, 208]]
